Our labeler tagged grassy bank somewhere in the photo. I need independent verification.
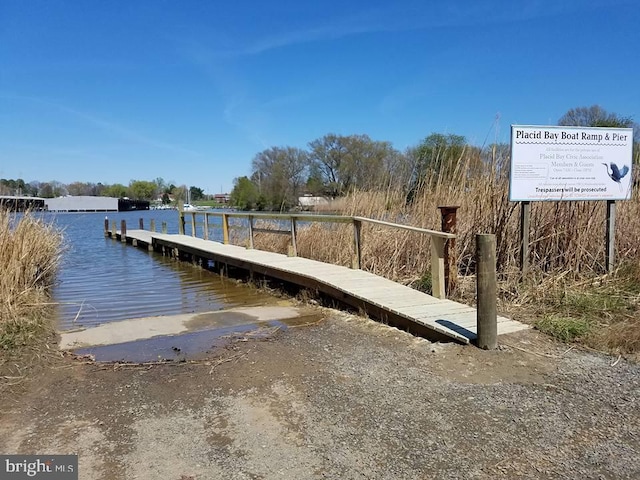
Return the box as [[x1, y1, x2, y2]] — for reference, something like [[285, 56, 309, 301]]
[[0, 210, 64, 352], [251, 149, 640, 354]]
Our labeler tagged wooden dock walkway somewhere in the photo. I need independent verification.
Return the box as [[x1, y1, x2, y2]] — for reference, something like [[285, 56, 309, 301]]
[[109, 227, 529, 344]]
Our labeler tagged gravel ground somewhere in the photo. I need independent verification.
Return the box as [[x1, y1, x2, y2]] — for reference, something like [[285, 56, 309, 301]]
[[1, 310, 639, 479]]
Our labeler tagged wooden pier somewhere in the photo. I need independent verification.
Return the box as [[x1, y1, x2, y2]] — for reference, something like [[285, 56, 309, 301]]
[[106, 213, 528, 344]]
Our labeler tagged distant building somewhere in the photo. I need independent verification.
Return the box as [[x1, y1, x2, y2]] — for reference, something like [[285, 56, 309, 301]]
[[214, 193, 231, 203], [0, 195, 45, 212], [298, 195, 330, 210], [44, 196, 149, 212]]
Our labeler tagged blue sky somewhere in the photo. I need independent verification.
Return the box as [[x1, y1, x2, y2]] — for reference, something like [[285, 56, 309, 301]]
[[1, 0, 638, 194]]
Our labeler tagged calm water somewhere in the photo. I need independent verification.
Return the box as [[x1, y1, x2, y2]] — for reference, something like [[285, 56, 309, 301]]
[[46, 210, 276, 331]]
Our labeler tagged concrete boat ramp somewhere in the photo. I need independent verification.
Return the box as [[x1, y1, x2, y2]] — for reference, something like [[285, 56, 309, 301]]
[[60, 305, 320, 363]]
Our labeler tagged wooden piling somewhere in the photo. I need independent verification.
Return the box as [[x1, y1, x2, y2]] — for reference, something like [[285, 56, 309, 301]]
[[476, 234, 497, 349], [139, 218, 144, 230], [111, 220, 116, 238], [120, 220, 127, 243], [162, 222, 167, 234], [150, 219, 156, 232], [104, 217, 109, 237]]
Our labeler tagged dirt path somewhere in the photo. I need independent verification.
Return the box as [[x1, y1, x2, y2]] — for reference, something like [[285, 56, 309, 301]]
[[1, 310, 639, 479]]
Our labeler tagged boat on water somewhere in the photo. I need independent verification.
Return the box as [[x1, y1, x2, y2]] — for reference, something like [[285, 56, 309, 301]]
[[181, 189, 209, 212], [182, 202, 208, 212]]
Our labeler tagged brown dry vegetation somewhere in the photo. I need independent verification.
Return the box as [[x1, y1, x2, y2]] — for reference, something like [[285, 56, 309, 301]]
[[241, 148, 640, 354], [0, 210, 64, 351]]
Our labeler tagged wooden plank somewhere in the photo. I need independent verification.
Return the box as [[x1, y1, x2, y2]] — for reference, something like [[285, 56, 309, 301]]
[[131, 231, 528, 344], [494, 321, 531, 335]]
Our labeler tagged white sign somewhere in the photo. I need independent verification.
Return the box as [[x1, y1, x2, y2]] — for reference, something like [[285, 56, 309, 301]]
[[510, 125, 633, 201]]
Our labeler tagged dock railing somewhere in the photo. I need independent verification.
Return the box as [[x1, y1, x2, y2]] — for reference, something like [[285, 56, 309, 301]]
[[178, 211, 456, 299]]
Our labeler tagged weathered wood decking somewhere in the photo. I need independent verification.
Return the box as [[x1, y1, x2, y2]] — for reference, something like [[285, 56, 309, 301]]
[[111, 229, 529, 344]]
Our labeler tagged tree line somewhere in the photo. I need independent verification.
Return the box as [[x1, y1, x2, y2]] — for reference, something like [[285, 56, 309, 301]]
[[1, 105, 635, 208], [0, 177, 207, 203], [230, 105, 639, 210]]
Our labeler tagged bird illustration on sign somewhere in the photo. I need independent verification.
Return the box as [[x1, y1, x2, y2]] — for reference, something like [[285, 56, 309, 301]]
[[602, 162, 629, 191]]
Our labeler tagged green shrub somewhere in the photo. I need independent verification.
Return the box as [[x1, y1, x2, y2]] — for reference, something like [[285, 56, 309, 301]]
[[535, 315, 591, 342]]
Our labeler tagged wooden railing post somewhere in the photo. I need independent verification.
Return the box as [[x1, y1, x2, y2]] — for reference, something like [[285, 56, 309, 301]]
[[178, 211, 185, 235], [430, 236, 446, 299], [352, 218, 362, 269], [438, 206, 459, 295], [120, 220, 127, 242], [204, 213, 209, 240], [162, 221, 167, 234], [289, 217, 298, 257], [191, 212, 196, 237], [139, 218, 144, 230], [476, 234, 497, 349], [150, 219, 156, 232], [104, 216, 109, 237], [248, 215, 254, 249], [222, 213, 229, 244]]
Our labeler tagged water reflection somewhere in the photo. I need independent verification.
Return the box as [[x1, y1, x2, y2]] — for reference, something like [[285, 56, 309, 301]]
[[47, 210, 275, 330]]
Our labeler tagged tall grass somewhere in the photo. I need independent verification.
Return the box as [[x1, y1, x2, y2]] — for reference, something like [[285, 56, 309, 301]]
[[0, 210, 64, 350], [252, 146, 640, 352]]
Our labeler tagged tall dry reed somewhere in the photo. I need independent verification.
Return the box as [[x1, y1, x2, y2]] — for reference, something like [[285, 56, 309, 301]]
[[249, 146, 640, 351], [297, 148, 640, 283], [0, 210, 64, 349]]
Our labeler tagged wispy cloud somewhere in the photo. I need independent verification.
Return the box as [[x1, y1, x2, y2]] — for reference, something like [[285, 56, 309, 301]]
[[207, 0, 630, 58], [177, 40, 281, 149], [0, 93, 202, 156]]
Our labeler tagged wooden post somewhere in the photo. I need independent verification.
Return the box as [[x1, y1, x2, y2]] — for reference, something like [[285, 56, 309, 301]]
[[222, 214, 229, 244], [120, 220, 127, 243], [352, 218, 362, 269], [519, 201, 531, 276], [289, 217, 298, 257], [161, 221, 167, 234], [178, 211, 185, 235], [476, 234, 497, 349], [139, 218, 144, 230], [606, 200, 616, 273], [430, 236, 446, 299], [204, 213, 209, 240], [191, 212, 196, 237], [438, 206, 459, 295], [150, 219, 156, 232], [104, 216, 109, 237], [248, 215, 254, 249], [111, 220, 116, 237]]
